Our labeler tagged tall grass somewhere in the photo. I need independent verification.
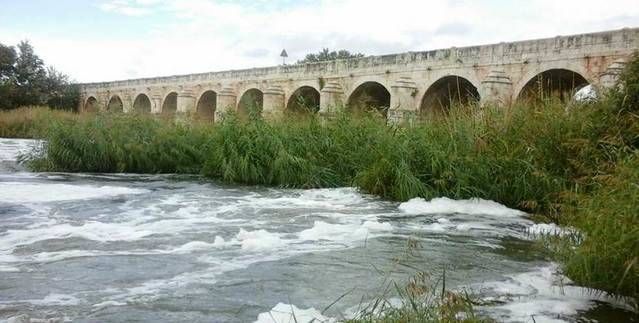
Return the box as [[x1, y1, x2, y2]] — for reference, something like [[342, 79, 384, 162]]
[[33, 113, 212, 173], [563, 153, 639, 302], [11, 55, 639, 303], [0, 106, 78, 138]]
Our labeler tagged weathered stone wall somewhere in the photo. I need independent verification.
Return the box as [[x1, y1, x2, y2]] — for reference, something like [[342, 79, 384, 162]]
[[80, 28, 639, 123]]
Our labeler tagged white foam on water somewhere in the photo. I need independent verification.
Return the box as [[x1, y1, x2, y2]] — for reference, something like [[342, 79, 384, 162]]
[[254, 303, 335, 323], [171, 238, 230, 253], [527, 223, 577, 237], [298, 187, 369, 206], [92, 300, 126, 309], [477, 264, 625, 323], [0, 221, 155, 254], [0, 264, 20, 272], [225, 187, 374, 214], [0, 182, 148, 204], [455, 222, 494, 231], [2, 293, 82, 307], [4, 236, 237, 264], [399, 197, 524, 217], [24, 249, 165, 263], [236, 229, 285, 251], [111, 254, 287, 303], [394, 198, 551, 242], [298, 220, 392, 242], [0, 138, 41, 162]]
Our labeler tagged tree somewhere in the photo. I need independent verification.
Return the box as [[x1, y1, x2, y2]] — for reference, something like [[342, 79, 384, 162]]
[[297, 48, 365, 64], [0, 40, 78, 110], [44, 67, 79, 109], [0, 43, 16, 79], [0, 44, 18, 109], [12, 41, 47, 107]]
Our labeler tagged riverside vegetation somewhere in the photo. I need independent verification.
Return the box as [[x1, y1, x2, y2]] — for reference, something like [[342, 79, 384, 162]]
[[2, 56, 638, 320]]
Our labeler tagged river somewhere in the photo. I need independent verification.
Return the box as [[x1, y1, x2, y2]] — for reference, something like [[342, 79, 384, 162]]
[[0, 138, 634, 322]]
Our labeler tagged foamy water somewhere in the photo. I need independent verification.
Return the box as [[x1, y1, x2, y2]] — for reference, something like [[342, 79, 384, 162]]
[[0, 138, 633, 322]]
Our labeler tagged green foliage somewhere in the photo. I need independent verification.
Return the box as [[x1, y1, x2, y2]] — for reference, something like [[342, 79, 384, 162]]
[[30, 113, 212, 173], [297, 48, 365, 64], [0, 106, 78, 138], [0, 41, 78, 111], [563, 153, 639, 301], [0, 43, 16, 77], [612, 53, 639, 113], [608, 53, 639, 150]]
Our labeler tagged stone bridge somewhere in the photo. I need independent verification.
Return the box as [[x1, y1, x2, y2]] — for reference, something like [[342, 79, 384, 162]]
[[80, 27, 639, 124]]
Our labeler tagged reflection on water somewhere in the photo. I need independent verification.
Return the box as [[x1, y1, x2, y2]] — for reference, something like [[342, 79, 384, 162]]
[[0, 138, 634, 322]]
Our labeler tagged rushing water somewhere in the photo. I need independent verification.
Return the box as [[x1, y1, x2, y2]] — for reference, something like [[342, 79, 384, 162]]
[[0, 138, 635, 323]]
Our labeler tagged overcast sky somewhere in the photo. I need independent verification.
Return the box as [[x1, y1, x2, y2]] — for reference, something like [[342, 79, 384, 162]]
[[1, 0, 637, 83]]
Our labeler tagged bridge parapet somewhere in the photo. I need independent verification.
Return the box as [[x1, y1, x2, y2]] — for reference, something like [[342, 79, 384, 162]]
[[79, 28, 639, 123]]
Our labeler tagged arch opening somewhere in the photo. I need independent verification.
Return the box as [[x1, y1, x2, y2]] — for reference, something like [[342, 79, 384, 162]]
[[420, 76, 479, 116], [107, 95, 123, 112], [287, 86, 320, 115], [347, 82, 390, 118], [238, 89, 263, 119], [196, 91, 217, 121], [133, 94, 152, 114], [162, 92, 178, 115], [84, 96, 98, 113], [517, 69, 589, 103]]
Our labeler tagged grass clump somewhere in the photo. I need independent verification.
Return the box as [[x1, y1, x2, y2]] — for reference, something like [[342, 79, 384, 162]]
[[346, 239, 490, 323], [346, 278, 487, 323], [30, 113, 212, 173]]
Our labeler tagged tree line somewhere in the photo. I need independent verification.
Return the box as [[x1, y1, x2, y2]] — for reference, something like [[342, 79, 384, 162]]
[[0, 41, 79, 111], [297, 48, 364, 64]]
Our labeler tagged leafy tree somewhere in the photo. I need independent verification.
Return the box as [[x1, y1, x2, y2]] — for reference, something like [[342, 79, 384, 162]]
[[44, 67, 80, 109], [0, 44, 18, 109], [0, 43, 16, 79], [12, 41, 47, 107], [297, 48, 365, 64], [0, 40, 78, 110]]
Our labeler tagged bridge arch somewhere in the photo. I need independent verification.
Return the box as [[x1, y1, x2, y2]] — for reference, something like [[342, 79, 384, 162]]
[[287, 86, 320, 114], [196, 90, 217, 121], [346, 81, 391, 118], [238, 88, 263, 119], [516, 68, 591, 103], [161, 91, 178, 115], [133, 93, 152, 114], [420, 75, 480, 116], [107, 95, 124, 112], [84, 96, 99, 113]]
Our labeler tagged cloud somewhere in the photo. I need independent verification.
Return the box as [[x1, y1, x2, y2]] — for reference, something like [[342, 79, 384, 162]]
[[6, 0, 637, 82], [98, 0, 155, 16]]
